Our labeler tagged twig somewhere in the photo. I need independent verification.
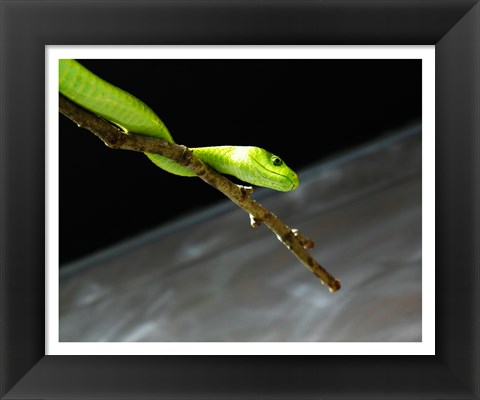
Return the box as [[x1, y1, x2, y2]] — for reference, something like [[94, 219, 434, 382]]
[[59, 94, 341, 292]]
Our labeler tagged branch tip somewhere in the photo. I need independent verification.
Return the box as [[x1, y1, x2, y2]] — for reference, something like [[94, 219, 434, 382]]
[[329, 279, 342, 292]]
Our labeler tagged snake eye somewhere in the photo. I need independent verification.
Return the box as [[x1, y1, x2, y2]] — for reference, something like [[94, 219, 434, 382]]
[[271, 156, 282, 166]]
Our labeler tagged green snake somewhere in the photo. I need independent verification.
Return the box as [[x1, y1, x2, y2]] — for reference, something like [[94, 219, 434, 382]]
[[59, 59, 299, 191]]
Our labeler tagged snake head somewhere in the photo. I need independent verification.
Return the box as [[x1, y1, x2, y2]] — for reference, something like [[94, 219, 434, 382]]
[[247, 147, 300, 192]]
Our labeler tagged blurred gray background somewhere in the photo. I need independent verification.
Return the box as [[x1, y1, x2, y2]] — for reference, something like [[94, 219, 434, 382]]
[[60, 125, 421, 342]]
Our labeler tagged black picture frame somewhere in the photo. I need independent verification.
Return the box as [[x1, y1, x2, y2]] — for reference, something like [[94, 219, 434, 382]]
[[1, 1, 479, 399]]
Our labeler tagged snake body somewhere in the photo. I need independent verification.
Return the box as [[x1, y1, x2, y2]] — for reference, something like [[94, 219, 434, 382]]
[[59, 59, 299, 191]]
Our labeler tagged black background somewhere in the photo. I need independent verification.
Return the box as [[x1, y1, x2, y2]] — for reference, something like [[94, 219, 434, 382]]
[[60, 59, 421, 265]]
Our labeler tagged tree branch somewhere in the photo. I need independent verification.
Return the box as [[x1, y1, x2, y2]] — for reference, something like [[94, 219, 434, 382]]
[[59, 94, 341, 292]]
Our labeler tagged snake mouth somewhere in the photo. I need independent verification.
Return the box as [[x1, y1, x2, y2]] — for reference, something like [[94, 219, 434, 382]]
[[250, 155, 298, 191]]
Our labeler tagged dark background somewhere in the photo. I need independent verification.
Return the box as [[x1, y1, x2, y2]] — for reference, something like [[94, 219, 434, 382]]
[[60, 59, 421, 265]]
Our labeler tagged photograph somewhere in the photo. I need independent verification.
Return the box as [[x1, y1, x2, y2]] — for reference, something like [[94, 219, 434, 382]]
[[57, 53, 424, 344]]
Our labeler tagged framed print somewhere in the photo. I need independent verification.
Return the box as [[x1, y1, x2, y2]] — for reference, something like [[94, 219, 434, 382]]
[[1, 1, 479, 399], [49, 48, 430, 354]]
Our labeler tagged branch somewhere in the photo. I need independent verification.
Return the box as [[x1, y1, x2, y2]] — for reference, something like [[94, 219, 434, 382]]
[[60, 94, 341, 292]]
